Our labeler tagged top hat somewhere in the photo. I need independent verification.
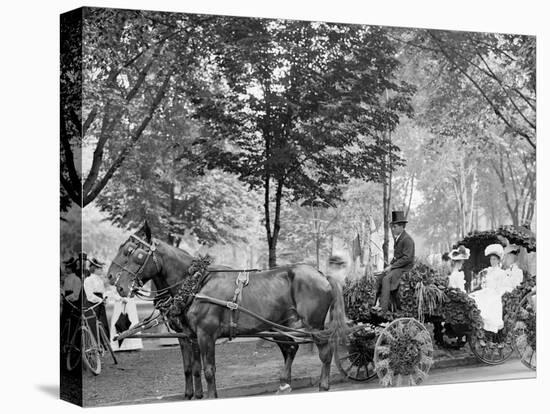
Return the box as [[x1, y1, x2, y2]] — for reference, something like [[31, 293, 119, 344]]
[[390, 211, 408, 225], [88, 257, 104, 268]]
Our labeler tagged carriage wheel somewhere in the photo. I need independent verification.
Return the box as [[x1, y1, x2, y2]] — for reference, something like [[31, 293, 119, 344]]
[[66, 325, 81, 372], [373, 318, 433, 387], [468, 327, 514, 365], [512, 293, 536, 370], [334, 325, 377, 382], [81, 325, 102, 375]]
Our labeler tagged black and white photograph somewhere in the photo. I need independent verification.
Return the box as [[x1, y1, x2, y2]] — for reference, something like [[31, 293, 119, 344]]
[[55, 2, 538, 409]]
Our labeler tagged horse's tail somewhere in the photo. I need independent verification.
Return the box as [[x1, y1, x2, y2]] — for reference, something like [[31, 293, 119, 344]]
[[326, 276, 348, 343]]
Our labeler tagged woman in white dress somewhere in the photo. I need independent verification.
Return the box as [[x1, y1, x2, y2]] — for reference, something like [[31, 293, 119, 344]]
[[448, 245, 470, 292], [83, 258, 110, 341], [470, 244, 509, 333], [109, 289, 143, 351]]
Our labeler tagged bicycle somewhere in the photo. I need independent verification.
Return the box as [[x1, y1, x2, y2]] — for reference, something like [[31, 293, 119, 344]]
[[61, 297, 81, 372], [64, 298, 118, 375]]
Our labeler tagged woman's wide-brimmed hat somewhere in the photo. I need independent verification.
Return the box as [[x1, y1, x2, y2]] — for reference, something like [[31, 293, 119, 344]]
[[485, 244, 504, 260], [504, 244, 521, 255], [88, 257, 104, 268], [390, 211, 408, 224], [450, 245, 470, 261]]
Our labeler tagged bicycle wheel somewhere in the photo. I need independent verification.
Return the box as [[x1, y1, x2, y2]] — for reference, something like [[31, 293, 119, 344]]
[[99, 324, 118, 365], [81, 325, 102, 375], [66, 324, 81, 372]]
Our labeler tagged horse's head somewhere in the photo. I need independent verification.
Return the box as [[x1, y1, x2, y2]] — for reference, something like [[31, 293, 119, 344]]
[[107, 221, 161, 297]]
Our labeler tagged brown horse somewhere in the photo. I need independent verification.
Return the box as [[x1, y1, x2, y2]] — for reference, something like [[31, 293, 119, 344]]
[[107, 223, 346, 399]]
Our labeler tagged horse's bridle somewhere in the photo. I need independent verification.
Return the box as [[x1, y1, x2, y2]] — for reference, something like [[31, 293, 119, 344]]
[[111, 234, 162, 292]]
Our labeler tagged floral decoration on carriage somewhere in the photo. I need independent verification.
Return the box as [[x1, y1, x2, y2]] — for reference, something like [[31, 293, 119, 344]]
[[338, 224, 536, 386]]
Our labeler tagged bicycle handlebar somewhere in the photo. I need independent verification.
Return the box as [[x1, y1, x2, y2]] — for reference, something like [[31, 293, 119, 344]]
[[62, 295, 106, 312]]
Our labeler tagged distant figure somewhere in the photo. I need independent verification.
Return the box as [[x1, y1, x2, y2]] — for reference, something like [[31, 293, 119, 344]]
[[373, 211, 415, 313], [326, 255, 347, 286], [448, 246, 470, 293], [62, 257, 81, 304], [61, 257, 81, 345], [325, 254, 350, 327], [109, 290, 143, 351], [441, 252, 452, 276]]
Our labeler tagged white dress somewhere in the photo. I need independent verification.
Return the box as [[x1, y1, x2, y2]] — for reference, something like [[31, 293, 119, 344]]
[[448, 269, 466, 292], [470, 266, 509, 333], [109, 292, 143, 351]]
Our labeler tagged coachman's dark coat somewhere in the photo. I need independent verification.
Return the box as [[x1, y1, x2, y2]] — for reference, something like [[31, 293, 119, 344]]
[[388, 230, 415, 290]]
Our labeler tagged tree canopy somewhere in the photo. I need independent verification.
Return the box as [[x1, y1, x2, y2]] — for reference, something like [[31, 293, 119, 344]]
[[186, 18, 414, 265], [61, 9, 536, 267]]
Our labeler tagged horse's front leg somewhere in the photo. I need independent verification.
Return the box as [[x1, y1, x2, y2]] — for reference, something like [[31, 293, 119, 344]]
[[191, 341, 203, 399], [276, 340, 299, 393], [177, 338, 195, 400], [197, 328, 218, 398]]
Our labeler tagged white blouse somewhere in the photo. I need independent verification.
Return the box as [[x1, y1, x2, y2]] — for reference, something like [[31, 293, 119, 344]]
[[83, 274, 106, 304], [483, 266, 509, 295], [448, 270, 466, 292]]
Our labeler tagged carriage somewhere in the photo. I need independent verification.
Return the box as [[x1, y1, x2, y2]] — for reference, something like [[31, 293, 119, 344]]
[[111, 223, 536, 396], [335, 224, 536, 385]]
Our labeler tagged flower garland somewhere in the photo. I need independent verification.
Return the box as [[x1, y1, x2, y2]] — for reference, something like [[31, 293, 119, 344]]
[[168, 254, 213, 317], [374, 320, 433, 386], [502, 276, 536, 354]]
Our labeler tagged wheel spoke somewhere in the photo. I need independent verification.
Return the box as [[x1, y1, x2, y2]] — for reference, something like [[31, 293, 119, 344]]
[[348, 354, 361, 367], [364, 362, 373, 378], [339, 352, 359, 362]]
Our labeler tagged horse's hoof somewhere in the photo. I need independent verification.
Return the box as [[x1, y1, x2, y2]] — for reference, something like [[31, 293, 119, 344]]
[[276, 383, 292, 394], [319, 385, 330, 392], [194, 394, 203, 400], [183, 394, 193, 400]]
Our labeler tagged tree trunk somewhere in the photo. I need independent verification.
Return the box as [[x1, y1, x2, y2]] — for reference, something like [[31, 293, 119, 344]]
[[382, 177, 390, 266], [266, 178, 284, 268], [268, 243, 277, 269], [468, 169, 478, 232], [405, 173, 415, 218]]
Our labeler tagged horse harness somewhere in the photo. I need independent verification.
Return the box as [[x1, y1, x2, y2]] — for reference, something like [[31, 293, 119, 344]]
[[112, 236, 256, 340], [111, 234, 161, 292], [227, 271, 250, 340]]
